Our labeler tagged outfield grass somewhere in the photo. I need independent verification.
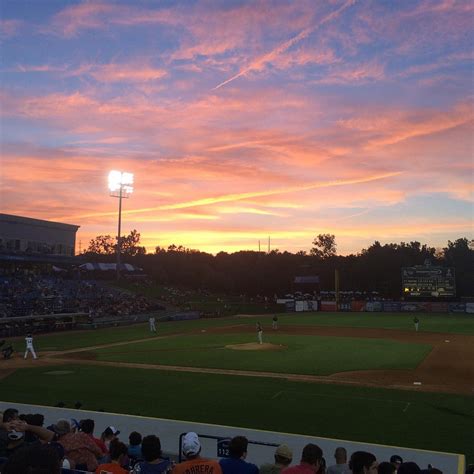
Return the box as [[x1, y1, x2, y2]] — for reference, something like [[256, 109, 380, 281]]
[[11, 312, 474, 352], [91, 334, 432, 375], [1, 365, 473, 461], [275, 312, 474, 334]]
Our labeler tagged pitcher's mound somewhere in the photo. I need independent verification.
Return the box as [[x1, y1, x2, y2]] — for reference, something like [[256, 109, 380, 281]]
[[225, 343, 286, 351]]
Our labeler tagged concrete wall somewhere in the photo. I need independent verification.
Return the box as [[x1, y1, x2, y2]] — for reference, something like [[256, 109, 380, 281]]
[[0, 402, 463, 473]]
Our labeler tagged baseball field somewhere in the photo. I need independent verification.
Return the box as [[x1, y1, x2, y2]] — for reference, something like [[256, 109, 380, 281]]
[[1, 312, 473, 462]]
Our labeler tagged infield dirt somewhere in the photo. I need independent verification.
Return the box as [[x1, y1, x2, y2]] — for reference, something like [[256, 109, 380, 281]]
[[1, 324, 472, 395]]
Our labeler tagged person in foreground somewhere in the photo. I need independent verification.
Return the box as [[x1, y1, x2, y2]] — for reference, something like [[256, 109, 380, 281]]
[[281, 443, 323, 473], [172, 431, 222, 474], [96, 439, 129, 474], [349, 451, 378, 474], [219, 436, 259, 474], [131, 434, 172, 473], [327, 447, 350, 474], [260, 444, 293, 474], [2, 444, 61, 474]]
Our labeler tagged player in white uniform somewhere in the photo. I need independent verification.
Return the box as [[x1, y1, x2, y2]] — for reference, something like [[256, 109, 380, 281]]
[[24, 334, 38, 359], [149, 316, 156, 333], [257, 322, 263, 344]]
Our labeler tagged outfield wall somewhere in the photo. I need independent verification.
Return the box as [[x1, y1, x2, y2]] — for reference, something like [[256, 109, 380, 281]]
[[277, 299, 474, 313], [0, 402, 464, 473]]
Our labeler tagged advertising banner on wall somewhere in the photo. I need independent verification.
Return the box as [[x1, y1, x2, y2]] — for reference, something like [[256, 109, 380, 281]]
[[430, 302, 449, 312], [400, 302, 430, 312], [465, 303, 474, 314], [339, 302, 352, 311], [383, 302, 401, 312], [448, 302, 466, 313], [285, 301, 295, 312], [351, 301, 366, 312], [321, 301, 337, 311], [365, 301, 383, 312]]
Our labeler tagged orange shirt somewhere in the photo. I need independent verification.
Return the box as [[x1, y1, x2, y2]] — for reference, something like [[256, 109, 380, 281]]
[[95, 462, 128, 474], [172, 457, 222, 474]]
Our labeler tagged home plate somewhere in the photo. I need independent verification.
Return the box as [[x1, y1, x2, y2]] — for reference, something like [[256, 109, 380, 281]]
[[444, 340, 450, 343], [413, 382, 422, 385], [201, 330, 206, 332]]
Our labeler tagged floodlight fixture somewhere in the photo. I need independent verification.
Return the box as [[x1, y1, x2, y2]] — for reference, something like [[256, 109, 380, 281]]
[[108, 170, 134, 195], [108, 170, 134, 280]]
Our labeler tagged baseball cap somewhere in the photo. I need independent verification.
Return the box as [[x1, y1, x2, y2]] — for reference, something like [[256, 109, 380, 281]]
[[70, 419, 80, 430], [182, 432, 201, 456], [390, 455, 403, 464], [104, 426, 120, 436], [52, 419, 71, 436], [275, 444, 293, 460]]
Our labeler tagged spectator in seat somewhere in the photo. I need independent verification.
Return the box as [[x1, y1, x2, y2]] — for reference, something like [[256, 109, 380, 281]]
[[378, 462, 396, 474], [131, 434, 172, 473], [128, 431, 143, 462], [172, 431, 222, 474], [327, 447, 350, 474], [55, 418, 102, 471], [260, 444, 293, 474], [281, 443, 323, 474], [390, 456, 403, 472], [219, 436, 258, 474], [349, 451, 378, 474], [101, 425, 120, 451], [2, 443, 61, 474], [95, 439, 128, 474], [397, 463, 421, 474], [0, 411, 54, 458], [81, 418, 108, 457]]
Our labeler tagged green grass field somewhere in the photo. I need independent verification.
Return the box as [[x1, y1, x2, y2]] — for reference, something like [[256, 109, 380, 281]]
[[92, 334, 431, 375], [2, 365, 473, 460], [3, 312, 474, 462], [11, 311, 474, 351]]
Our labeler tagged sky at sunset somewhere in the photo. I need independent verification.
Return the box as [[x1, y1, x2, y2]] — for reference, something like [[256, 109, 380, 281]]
[[1, 0, 473, 255]]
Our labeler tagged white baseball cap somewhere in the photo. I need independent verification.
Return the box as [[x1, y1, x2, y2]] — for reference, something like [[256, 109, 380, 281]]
[[182, 432, 201, 456]]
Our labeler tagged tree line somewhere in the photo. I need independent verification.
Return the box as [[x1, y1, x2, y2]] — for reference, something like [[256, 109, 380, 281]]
[[83, 233, 474, 298]]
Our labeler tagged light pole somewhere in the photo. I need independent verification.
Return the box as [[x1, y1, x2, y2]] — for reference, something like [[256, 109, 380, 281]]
[[108, 170, 134, 280]]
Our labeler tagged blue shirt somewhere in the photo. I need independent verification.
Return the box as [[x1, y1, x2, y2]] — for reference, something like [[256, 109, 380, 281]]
[[220, 457, 259, 474], [128, 444, 142, 459]]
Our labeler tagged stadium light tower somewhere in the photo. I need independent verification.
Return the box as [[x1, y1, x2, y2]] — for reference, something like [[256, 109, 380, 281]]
[[108, 170, 134, 280]]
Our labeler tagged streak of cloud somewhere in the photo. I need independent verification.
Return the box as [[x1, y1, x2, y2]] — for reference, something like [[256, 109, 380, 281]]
[[213, 0, 357, 90], [58, 171, 401, 220]]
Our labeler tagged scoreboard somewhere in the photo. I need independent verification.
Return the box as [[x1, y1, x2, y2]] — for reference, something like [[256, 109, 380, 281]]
[[402, 266, 456, 297]]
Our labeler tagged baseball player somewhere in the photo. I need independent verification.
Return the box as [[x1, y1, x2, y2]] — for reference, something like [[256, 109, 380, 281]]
[[149, 316, 156, 333], [413, 316, 419, 332], [256, 322, 263, 345], [272, 315, 278, 330], [24, 333, 38, 359]]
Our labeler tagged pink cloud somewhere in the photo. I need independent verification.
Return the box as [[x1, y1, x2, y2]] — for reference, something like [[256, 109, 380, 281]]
[[47, 2, 176, 37], [0, 19, 23, 39], [313, 61, 386, 85], [213, 0, 357, 89]]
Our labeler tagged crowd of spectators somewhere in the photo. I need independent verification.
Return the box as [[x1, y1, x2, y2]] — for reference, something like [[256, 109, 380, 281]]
[[0, 268, 154, 320], [0, 407, 463, 474]]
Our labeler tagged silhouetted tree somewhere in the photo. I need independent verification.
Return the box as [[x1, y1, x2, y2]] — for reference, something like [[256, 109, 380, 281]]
[[85, 234, 115, 255], [311, 234, 337, 258], [85, 229, 145, 256], [121, 229, 146, 256]]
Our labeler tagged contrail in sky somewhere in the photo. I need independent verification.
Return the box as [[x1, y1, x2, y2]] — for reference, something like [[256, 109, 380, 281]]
[[213, 0, 357, 90], [60, 170, 401, 220]]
